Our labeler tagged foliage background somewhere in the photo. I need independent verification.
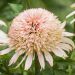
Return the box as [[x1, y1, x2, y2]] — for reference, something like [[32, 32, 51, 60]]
[[0, 0, 75, 75]]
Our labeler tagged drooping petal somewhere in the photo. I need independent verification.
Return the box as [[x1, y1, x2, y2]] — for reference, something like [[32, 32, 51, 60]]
[[15, 55, 26, 68], [66, 11, 75, 18], [9, 50, 25, 66], [0, 20, 6, 26], [44, 51, 53, 66], [25, 53, 33, 70], [59, 43, 72, 52], [62, 32, 75, 36], [70, 19, 75, 24], [0, 43, 7, 46], [0, 48, 12, 55], [0, 30, 9, 44], [37, 52, 45, 69], [60, 21, 66, 29], [52, 47, 68, 59], [61, 37, 75, 48]]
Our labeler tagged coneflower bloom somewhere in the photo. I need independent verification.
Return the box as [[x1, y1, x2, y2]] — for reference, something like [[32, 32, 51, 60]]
[[0, 8, 74, 70]]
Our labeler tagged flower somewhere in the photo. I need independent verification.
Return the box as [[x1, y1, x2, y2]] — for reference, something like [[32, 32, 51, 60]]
[[0, 8, 74, 70]]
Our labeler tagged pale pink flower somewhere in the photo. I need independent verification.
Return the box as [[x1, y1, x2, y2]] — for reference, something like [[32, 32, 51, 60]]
[[0, 8, 74, 70]]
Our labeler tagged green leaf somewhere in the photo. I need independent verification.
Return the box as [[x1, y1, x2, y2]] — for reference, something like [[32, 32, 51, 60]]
[[71, 50, 75, 60], [54, 70, 67, 75], [23, 71, 28, 75], [8, 3, 23, 13]]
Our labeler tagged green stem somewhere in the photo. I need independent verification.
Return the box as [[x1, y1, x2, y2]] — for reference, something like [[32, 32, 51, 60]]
[[68, 65, 72, 75], [52, 67, 55, 75], [20, 65, 24, 75], [35, 52, 41, 75]]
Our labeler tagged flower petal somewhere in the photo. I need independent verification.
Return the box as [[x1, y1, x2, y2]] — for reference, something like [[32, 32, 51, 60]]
[[70, 19, 75, 24], [52, 47, 68, 59], [15, 55, 26, 68], [66, 11, 75, 18], [0, 30, 9, 44], [59, 43, 72, 52], [60, 21, 66, 29], [0, 48, 12, 55], [62, 32, 75, 36], [9, 50, 25, 66], [37, 52, 45, 69], [25, 53, 33, 70], [62, 37, 75, 48], [44, 51, 53, 66], [0, 20, 6, 26]]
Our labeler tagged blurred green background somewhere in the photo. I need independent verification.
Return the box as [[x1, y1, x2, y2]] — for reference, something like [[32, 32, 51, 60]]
[[0, 0, 75, 75], [0, 0, 75, 21]]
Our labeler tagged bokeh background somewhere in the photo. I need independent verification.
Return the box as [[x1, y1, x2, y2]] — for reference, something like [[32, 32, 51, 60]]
[[0, 0, 75, 75]]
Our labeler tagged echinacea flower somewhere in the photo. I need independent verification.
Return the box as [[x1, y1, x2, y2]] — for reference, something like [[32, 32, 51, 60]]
[[0, 8, 74, 70]]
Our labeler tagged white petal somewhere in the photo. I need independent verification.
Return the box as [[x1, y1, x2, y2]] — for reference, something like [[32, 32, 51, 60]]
[[37, 52, 45, 69], [0, 30, 9, 44], [62, 32, 75, 36], [9, 50, 25, 66], [62, 37, 74, 48], [66, 11, 75, 18], [70, 19, 75, 24], [44, 51, 53, 66], [25, 53, 33, 70], [0, 43, 7, 46], [52, 47, 68, 59], [0, 20, 6, 26], [71, 3, 75, 8], [15, 55, 26, 68], [59, 43, 72, 52], [60, 21, 66, 29], [0, 48, 12, 55]]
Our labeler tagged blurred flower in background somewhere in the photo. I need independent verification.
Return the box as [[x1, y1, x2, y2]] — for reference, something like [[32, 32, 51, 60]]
[[66, 3, 75, 24], [0, 8, 74, 70]]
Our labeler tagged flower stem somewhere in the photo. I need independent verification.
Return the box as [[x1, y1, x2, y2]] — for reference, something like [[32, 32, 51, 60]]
[[68, 65, 72, 75], [35, 52, 41, 75]]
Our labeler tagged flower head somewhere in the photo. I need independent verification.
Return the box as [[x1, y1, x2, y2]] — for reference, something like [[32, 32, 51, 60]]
[[0, 8, 74, 70]]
